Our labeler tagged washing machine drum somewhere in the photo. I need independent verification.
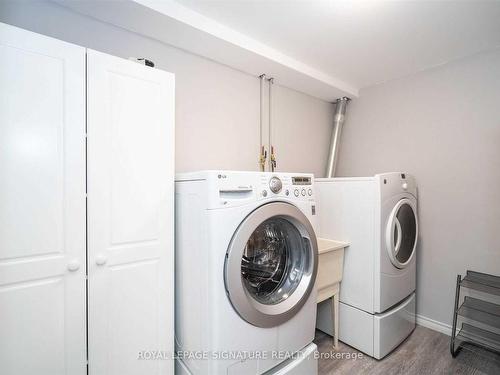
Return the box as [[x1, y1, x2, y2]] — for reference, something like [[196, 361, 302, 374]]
[[385, 198, 418, 269], [224, 202, 318, 328]]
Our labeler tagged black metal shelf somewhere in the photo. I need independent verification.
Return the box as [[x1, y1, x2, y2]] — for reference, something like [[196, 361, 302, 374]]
[[461, 270, 500, 297], [456, 323, 500, 353], [458, 297, 500, 330], [451, 270, 500, 358]]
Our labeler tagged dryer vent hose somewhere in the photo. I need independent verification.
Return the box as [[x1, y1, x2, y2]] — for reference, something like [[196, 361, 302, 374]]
[[325, 97, 350, 178]]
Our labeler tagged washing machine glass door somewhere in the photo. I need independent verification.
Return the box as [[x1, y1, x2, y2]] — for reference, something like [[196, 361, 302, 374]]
[[386, 198, 418, 269], [224, 202, 318, 328]]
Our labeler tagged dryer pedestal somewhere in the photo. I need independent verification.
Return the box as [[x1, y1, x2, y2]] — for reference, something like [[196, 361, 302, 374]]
[[338, 293, 416, 359]]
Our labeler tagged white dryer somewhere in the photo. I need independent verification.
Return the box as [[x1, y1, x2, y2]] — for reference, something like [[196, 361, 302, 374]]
[[175, 171, 319, 374], [316, 172, 418, 359]]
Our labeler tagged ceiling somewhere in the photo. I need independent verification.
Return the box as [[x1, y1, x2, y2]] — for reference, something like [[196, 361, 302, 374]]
[[174, 0, 500, 89]]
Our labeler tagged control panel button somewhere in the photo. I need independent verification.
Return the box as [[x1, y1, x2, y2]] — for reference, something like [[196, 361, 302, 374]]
[[294, 189, 299, 197], [301, 189, 306, 196], [269, 176, 283, 194], [307, 188, 312, 196], [285, 189, 289, 196], [402, 182, 408, 190], [262, 190, 268, 197]]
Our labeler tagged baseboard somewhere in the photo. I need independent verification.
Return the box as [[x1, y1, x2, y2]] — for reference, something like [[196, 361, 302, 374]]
[[416, 314, 452, 336]]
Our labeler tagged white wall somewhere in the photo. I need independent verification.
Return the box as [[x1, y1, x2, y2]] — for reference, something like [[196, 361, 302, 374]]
[[0, 0, 333, 176], [337, 49, 500, 328], [273, 86, 333, 174]]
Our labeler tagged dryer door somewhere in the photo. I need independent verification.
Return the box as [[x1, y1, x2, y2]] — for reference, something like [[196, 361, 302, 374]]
[[385, 198, 418, 269], [224, 202, 318, 328]]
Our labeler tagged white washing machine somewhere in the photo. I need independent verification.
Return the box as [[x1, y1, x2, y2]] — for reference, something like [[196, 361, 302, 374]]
[[316, 172, 417, 359], [175, 171, 319, 374]]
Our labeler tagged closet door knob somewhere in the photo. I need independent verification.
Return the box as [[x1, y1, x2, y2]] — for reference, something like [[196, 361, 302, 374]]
[[67, 260, 81, 272], [95, 254, 108, 266]]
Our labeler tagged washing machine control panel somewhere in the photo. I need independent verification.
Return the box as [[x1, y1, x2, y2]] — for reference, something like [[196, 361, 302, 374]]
[[209, 171, 315, 208], [259, 174, 314, 201]]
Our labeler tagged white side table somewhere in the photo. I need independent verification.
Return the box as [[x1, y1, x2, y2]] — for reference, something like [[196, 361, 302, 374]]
[[315, 238, 349, 349]]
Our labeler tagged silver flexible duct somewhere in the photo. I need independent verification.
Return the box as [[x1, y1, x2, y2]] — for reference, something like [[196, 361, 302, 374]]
[[325, 97, 350, 178]]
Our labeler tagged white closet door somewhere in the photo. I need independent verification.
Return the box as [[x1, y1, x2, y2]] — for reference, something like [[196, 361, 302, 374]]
[[87, 49, 175, 375], [0, 23, 86, 375]]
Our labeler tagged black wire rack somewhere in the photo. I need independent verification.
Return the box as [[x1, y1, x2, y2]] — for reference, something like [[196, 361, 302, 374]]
[[451, 270, 500, 357]]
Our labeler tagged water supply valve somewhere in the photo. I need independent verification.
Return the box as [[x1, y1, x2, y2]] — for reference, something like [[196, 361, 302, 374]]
[[270, 145, 277, 172], [259, 146, 267, 172]]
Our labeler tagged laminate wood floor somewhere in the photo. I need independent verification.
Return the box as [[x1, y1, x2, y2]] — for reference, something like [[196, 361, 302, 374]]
[[314, 326, 500, 375]]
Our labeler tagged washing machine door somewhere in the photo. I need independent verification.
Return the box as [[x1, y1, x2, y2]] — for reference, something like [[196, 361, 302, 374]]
[[224, 202, 318, 328], [385, 198, 418, 269]]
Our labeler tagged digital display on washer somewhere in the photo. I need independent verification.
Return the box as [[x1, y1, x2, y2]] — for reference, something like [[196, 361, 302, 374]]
[[292, 176, 311, 185]]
